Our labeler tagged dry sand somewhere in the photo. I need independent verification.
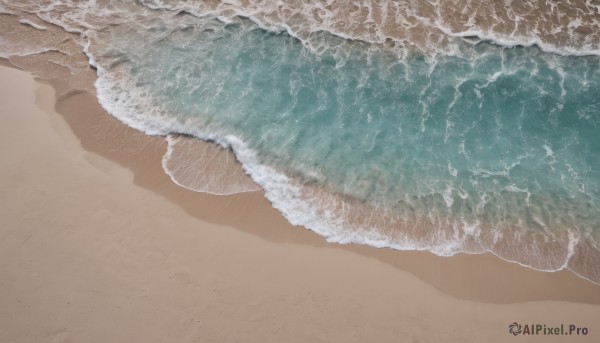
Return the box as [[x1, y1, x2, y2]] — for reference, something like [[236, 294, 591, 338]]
[[1, 63, 600, 342]]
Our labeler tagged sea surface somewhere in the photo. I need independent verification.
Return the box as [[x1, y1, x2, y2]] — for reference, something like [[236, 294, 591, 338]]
[[1, 0, 599, 283]]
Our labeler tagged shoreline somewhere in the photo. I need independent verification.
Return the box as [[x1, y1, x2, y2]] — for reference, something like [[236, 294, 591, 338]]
[[1, 62, 600, 341], [3, 60, 600, 304], [1, 57, 599, 303]]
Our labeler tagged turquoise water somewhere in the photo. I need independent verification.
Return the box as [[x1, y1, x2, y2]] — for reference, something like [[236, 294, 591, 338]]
[[97, 18, 600, 281]]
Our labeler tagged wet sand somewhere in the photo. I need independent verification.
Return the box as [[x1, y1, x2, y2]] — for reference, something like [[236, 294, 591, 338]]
[[1, 63, 599, 342]]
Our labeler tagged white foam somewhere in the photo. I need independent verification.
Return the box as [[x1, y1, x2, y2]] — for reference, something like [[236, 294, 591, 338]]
[[560, 229, 580, 270], [18, 19, 47, 31], [0, 46, 59, 59], [447, 161, 457, 177], [543, 144, 554, 158], [434, 25, 600, 57], [442, 185, 454, 207]]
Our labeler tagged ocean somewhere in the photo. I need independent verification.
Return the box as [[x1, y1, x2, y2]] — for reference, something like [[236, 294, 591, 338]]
[[1, 0, 599, 283]]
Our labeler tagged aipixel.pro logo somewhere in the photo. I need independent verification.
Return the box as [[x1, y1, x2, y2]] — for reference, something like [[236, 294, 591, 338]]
[[509, 322, 588, 336]]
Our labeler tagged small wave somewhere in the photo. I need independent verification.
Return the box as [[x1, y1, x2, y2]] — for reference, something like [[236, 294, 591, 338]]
[[89, 48, 600, 284], [162, 134, 260, 195], [138, 0, 600, 57]]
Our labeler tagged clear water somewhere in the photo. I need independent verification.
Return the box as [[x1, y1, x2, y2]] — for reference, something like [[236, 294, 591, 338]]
[[91, 17, 600, 281]]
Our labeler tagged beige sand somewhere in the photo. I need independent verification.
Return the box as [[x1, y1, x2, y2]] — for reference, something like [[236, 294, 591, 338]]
[[1, 64, 599, 342]]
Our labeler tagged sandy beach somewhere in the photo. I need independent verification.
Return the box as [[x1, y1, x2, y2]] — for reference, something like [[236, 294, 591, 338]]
[[1, 60, 600, 342]]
